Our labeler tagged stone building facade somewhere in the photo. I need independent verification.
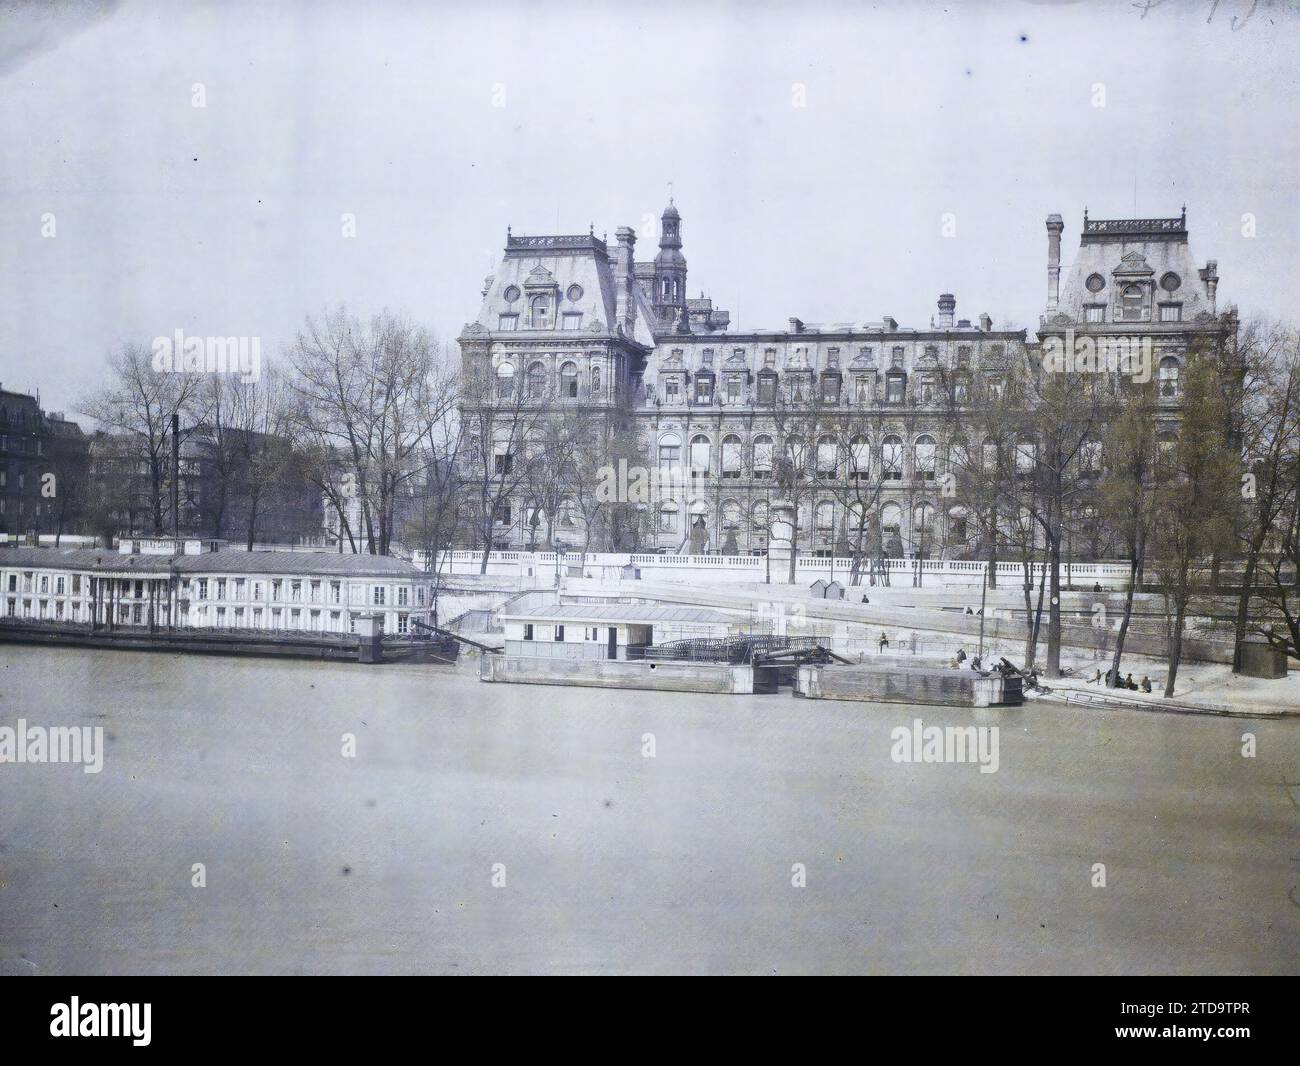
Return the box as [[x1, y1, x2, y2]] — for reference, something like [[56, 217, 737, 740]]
[[458, 204, 1234, 559]]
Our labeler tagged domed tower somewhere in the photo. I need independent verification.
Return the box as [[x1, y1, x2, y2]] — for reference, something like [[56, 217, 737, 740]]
[[652, 201, 688, 330]]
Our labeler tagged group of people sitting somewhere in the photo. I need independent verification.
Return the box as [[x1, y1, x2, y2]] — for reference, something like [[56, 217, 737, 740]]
[[1088, 668, 1153, 693]]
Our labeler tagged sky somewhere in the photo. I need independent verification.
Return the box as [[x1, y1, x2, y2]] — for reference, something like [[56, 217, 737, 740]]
[[2, 0, 1299, 416]]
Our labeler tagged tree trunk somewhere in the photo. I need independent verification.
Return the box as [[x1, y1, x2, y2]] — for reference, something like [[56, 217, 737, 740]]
[[1110, 538, 1141, 687]]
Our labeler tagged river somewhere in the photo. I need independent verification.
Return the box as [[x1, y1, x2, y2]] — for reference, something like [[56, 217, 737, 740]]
[[0, 645, 1296, 974]]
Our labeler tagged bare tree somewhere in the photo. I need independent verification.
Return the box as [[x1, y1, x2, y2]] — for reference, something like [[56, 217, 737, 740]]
[[80, 343, 207, 535], [287, 307, 444, 555]]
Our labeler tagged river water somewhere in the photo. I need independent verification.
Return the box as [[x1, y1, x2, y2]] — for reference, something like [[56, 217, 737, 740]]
[[0, 645, 1296, 974]]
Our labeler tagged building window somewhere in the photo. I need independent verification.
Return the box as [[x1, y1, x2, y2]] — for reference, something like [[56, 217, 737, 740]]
[[882, 435, 904, 480], [1159, 303, 1182, 322], [664, 378, 680, 402], [1085, 305, 1105, 323], [496, 363, 515, 398], [527, 362, 547, 399], [689, 435, 711, 475], [1121, 284, 1145, 321], [753, 435, 773, 478], [523, 623, 534, 641], [555, 624, 565, 642], [197, 578, 208, 599], [764, 348, 776, 368], [529, 296, 550, 327], [757, 373, 776, 405], [701, 349, 714, 367], [725, 375, 742, 404], [373, 586, 386, 606], [658, 501, 678, 533], [498, 314, 518, 331], [560, 362, 579, 398], [886, 374, 905, 404], [915, 435, 937, 480], [694, 375, 714, 403], [850, 435, 869, 480], [291, 580, 302, 602], [722, 435, 742, 478], [956, 345, 971, 368], [1158, 356, 1181, 399], [561, 312, 582, 330]]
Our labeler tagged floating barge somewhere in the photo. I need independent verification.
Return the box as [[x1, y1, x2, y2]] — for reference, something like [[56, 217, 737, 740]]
[[0, 618, 458, 664], [795, 662, 1023, 707]]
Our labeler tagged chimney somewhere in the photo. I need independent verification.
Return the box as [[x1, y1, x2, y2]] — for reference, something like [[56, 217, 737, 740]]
[[979, 312, 992, 332], [937, 293, 956, 329], [1046, 213, 1064, 311], [882, 316, 897, 331], [788, 316, 804, 334], [1201, 260, 1219, 314], [614, 227, 637, 332]]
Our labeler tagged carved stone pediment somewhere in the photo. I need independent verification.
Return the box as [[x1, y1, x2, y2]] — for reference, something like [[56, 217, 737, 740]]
[[524, 264, 558, 289], [1112, 250, 1154, 277]]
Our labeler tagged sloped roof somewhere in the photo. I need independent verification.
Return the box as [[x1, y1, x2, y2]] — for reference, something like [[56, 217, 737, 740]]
[[0, 547, 423, 579], [502, 603, 739, 625]]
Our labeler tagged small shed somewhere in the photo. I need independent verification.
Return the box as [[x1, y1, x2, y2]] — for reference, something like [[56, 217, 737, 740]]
[[824, 580, 845, 601], [809, 579, 830, 598], [499, 603, 740, 661]]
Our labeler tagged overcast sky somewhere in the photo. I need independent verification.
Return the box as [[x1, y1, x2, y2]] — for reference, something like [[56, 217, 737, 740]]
[[3, 0, 1299, 415]]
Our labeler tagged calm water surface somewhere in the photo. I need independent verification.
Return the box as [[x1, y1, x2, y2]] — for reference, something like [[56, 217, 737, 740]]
[[0, 645, 1296, 974]]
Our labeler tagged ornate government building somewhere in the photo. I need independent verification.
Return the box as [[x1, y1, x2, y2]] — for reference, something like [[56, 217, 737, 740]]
[[457, 202, 1233, 558]]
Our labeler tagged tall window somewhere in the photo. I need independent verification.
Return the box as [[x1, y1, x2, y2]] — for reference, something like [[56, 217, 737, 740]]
[[530, 295, 550, 327], [560, 362, 579, 398], [816, 436, 837, 478], [886, 374, 905, 404], [753, 435, 773, 478], [689, 434, 711, 476], [527, 362, 547, 398], [591, 366, 601, 397], [1158, 356, 1181, 398], [496, 362, 515, 399], [721, 435, 742, 478], [658, 433, 681, 467], [915, 435, 937, 480], [659, 501, 679, 533], [850, 434, 869, 480], [882, 435, 903, 480], [1121, 284, 1144, 322]]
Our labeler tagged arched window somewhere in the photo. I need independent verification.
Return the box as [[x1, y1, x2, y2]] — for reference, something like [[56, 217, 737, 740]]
[[1121, 284, 1144, 322], [1015, 436, 1037, 474], [495, 362, 515, 400], [752, 499, 769, 531], [1158, 356, 1181, 399], [721, 434, 742, 478], [915, 435, 937, 480], [658, 432, 681, 467], [948, 435, 970, 473], [816, 436, 837, 477], [526, 362, 547, 399], [689, 434, 711, 476], [880, 502, 903, 541], [560, 362, 579, 399], [658, 500, 679, 533], [753, 434, 773, 477], [722, 499, 742, 528], [529, 295, 550, 327], [982, 438, 999, 471], [1156, 429, 1177, 465], [850, 434, 870, 480], [785, 435, 808, 475], [882, 435, 903, 480], [815, 500, 835, 531], [1079, 438, 1102, 475]]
